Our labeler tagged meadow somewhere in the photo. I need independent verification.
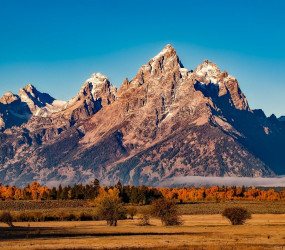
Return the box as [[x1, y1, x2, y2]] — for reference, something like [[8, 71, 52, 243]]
[[0, 214, 285, 249], [1, 184, 285, 249], [0, 200, 285, 249]]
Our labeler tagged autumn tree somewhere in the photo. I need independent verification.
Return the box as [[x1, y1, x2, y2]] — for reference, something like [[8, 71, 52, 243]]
[[94, 188, 127, 226], [150, 198, 182, 226]]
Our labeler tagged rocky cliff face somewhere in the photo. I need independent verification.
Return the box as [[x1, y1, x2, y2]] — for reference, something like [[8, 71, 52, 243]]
[[0, 45, 284, 187], [0, 84, 66, 131], [193, 60, 249, 110], [0, 91, 31, 130], [62, 72, 117, 122]]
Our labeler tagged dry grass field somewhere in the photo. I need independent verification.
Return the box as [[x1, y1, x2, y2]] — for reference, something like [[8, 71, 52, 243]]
[[177, 201, 285, 214], [1, 201, 285, 249], [0, 214, 285, 249], [1, 200, 285, 214]]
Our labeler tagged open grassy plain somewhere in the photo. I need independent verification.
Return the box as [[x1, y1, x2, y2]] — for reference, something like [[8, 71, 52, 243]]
[[0, 214, 285, 249], [1, 201, 285, 249]]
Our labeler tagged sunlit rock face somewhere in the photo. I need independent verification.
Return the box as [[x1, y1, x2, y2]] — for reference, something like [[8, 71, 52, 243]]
[[0, 85, 66, 131], [0, 44, 284, 187]]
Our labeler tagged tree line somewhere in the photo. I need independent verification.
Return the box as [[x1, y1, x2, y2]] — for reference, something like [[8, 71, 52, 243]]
[[0, 180, 284, 202], [0, 186, 253, 228]]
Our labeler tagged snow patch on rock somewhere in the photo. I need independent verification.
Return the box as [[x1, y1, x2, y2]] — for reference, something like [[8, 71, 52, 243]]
[[195, 60, 221, 84]]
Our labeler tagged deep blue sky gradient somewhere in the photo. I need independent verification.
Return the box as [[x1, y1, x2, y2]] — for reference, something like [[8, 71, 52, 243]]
[[0, 0, 284, 116]]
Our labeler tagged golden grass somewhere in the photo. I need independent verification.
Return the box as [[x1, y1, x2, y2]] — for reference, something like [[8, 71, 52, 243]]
[[0, 214, 285, 249], [177, 200, 285, 215], [2, 200, 285, 216]]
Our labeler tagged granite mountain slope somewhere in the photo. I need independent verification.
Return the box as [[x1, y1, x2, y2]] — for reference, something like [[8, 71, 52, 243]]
[[0, 84, 66, 131], [0, 45, 284, 187]]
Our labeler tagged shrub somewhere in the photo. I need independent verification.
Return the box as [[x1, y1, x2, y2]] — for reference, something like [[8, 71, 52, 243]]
[[65, 212, 77, 221], [55, 211, 66, 221], [12, 210, 98, 222], [33, 211, 44, 222], [79, 212, 93, 221], [14, 211, 45, 222], [150, 198, 182, 226], [222, 207, 251, 225], [42, 213, 57, 221], [16, 212, 31, 222], [0, 211, 14, 227], [137, 207, 151, 226], [127, 207, 138, 220]]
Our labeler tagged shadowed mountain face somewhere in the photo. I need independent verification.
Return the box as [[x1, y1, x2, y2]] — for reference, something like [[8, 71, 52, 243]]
[[0, 45, 284, 187], [0, 84, 66, 131]]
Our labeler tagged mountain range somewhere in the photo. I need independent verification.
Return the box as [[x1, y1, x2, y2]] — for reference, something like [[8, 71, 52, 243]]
[[0, 44, 284, 187]]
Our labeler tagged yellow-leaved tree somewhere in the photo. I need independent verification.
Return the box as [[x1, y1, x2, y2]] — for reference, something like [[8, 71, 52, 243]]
[[94, 187, 127, 226]]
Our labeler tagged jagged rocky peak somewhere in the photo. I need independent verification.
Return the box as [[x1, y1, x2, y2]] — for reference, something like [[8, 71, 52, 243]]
[[222, 75, 249, 110], [21, 84, 66, 116], [117, 77, 130, 96], [19, 84, 38, 100], [138, 44, 184, 77], [122, 77, 130, 87], [130, 44, 189, 90], [0, 91, 19, 104], [193, 59, 249, 111], [23, 83, 35, 92], [66, 72, 117, 108], [86, 73, 117, 101], [151, 44, 184, 68], [60, 73, 117, 122], [193, 59, 233, 87], [2, 44, 285, 187], [194, 59, 221, 84], [18, 84, 57, 113], [0, 83, 66, 131]]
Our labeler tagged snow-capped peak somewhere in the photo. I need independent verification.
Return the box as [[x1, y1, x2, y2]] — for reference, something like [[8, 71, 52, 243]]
[[139, 44, 184, 77], [84, 72, 116, 99], [66, 72, 117, 108], [194, 59, 221, 84], [87, 73, 109, 87], [151, 44, 183, 67], [152, 44, 175, 61]]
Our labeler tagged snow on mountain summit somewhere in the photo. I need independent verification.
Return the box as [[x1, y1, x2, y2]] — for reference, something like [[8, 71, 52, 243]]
[[139, 44, 185, 77], [86, 73, 117, 100], [66, 72, 117, 109], [194, 59, 221, 84], [0, 84, 66, 130], [1, 44, 285, 187], [18, 84, 66, 116]]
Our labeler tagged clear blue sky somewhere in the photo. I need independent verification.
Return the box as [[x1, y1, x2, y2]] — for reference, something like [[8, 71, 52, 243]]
[[0, 0, 284, 116]]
